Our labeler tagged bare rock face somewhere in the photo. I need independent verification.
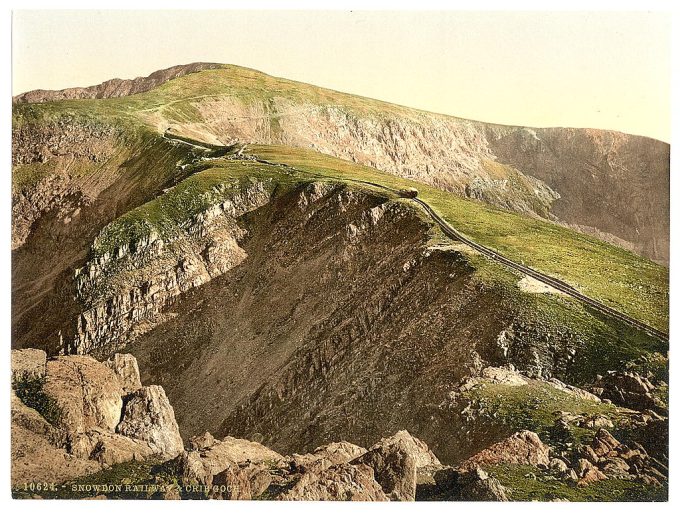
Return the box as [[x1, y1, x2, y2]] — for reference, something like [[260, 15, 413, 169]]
[[43, 355, 124, 435], [11, 348, 47, 383], [105, 353, 142, 394], [116, 385, 184, 458], [278, 462, 389, 501], [459, 430, 550, 470], [71, 429, 154, 466]]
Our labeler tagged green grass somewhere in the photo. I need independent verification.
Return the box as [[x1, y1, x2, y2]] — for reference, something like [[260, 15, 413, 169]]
[[489, 464, 667, 501], [243, 144, 668, 332], [12, 377, 62, 426], [12, 66, 668, 331], [462, 381, 623, 448]]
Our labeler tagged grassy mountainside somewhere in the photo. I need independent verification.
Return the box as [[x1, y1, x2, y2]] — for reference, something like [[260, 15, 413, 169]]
[[13, 64, 670, 264], [11, 66, 669, 499]]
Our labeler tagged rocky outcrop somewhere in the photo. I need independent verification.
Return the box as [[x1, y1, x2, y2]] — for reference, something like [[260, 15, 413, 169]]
[[105, 353, 142, 393], [116, 385, 184, 458], [352, 440, 417, 501], [459, 431, 551, 470], [590, 371, 666, 414], [68, 178, 274, 356], [10, 349, 183, 486], [277, 463, 389, 501], [43, 355, 125, 435], [13, 62, 223, 104]]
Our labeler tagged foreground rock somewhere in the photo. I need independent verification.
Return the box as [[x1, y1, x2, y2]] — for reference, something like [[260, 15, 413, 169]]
[[117, 385, 184, 458], [11, 349, 182, 486]]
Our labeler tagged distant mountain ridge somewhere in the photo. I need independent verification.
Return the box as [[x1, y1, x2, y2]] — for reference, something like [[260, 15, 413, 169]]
[[13, 62, 222, 103], [12, 63, 670, 264]]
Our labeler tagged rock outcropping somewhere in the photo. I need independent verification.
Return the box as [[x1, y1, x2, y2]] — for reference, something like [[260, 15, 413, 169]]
[[11, 350, 182, 486]]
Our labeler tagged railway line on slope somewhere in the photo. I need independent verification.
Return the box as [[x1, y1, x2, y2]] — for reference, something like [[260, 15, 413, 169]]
[[163, 132, 669, 343]]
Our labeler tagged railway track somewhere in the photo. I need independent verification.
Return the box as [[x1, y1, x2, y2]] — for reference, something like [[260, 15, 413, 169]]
[[164, 134, 669, 343]]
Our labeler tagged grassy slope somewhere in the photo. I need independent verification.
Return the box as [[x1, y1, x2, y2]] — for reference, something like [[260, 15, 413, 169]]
[[12, 66, 668, 333]]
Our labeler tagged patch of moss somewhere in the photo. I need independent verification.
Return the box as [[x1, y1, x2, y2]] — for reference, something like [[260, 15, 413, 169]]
[[13, 377, 62, 426]]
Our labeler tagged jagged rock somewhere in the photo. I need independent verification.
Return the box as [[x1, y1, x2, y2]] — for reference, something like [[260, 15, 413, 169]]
[[116, 385, 183, 458], [210, 464, 253, 500], [352, 439, 417, 501], [11, 349, 47, 383], [368, 430, 440, 468], [277, 462, 389, 501], [549, 458, 569, 473], [291, 441, 367, 473], [591, 371, 662, 412], [580, 445, 600, 464], [105, 353, 142, 394], [600, 457, 630, 478], [188, 431, 216, 451], [43, 355, 124, 435], [590, 429, 621, 458], [174, 435, 283, 488], [575, 459, 607, 486], [460, 431, 550, 469], [458, 467, 509, 501]]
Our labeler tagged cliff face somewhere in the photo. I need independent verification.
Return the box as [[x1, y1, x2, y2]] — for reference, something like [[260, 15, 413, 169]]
[[12, 62, 222, 103], [160, 88, 670, 264]]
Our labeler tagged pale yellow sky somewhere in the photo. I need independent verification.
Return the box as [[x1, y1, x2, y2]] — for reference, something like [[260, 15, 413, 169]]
[[12, 10, 671, 142]]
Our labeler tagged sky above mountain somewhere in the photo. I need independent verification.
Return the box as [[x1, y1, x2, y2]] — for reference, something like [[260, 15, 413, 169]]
[[12, 10, 670, 142]]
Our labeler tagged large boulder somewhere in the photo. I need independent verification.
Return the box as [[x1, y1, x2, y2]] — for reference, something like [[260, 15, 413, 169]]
[[11, 348, 47, 383], [116, 385, 183, 458], [105, 353, 142, 394], [43, 355, 124, 435], [459, 430, 550, 470], [458, 467, 509, 501], [368, 431, 440, 468], [349, 430, 440, 501]]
